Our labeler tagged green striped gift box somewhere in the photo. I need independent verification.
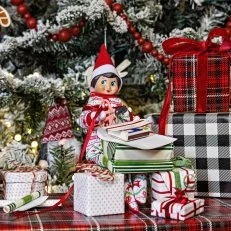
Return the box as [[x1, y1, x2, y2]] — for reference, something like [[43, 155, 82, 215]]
[[107, 160, 174, 173], [102, 140, 173, 162]]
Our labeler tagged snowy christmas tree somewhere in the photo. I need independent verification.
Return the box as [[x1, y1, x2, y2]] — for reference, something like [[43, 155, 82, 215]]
[[0, 0, 231, 175]]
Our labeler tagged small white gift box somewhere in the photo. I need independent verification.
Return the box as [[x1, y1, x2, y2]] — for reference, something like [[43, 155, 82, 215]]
[[1, 170, 48, 200], [74, 173, 124, 216], [152, 167, 196, 200], [151, 197, 204, 221]]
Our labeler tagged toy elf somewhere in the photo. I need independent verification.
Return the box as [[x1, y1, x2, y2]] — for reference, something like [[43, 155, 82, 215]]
[[78, 44, 147, 212]]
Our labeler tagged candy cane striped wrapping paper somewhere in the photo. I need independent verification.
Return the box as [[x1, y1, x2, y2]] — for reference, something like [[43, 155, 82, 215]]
[[152, 167, 196, 200]]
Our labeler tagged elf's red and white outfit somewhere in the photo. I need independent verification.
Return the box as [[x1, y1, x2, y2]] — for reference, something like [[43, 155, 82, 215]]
[[78, 44, 147, 212], [78, 92, 131, 166]]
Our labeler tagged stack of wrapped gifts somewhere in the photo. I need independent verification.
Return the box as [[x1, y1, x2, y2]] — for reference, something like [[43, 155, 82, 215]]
[[146, 28, 231, 199], [144, 28, 231, 220], [97, 119, 176, 173]]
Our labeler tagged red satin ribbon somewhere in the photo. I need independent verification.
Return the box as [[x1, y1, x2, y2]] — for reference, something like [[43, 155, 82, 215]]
[[78, 106, 104, 163], [159, 28, 231, 135]]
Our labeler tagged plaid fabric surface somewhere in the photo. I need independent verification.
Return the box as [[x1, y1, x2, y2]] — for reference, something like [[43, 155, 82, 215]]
[[149, 113, 231, 198], [171, 53, 230, 112], [0, 193, 231, 231]]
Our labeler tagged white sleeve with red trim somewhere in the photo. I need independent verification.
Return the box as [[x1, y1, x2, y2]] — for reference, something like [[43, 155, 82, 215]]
[[77, 95, 103, 129]]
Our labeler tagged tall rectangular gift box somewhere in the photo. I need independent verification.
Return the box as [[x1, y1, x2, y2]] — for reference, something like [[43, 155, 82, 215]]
[[152, 166, 196, 200], [151, 197, 205, 221], [147, 113, 231, 198], [74, 173, 124, 216], [162, 28, 231, 113], [1, 169, 48, 200]]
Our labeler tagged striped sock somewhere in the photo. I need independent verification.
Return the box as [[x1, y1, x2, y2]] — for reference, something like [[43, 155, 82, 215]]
[[132, 174, 147, 205], [124, 180, 139, 213]]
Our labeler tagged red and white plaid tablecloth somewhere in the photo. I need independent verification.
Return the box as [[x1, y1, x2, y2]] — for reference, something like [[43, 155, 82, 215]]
[[0, 194, 230, 231]]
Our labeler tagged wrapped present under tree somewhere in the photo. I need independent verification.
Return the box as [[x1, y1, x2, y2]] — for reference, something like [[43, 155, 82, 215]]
[[158, 28, 231, 135], [147, 113, 231, 198], [0, 166, 47, 200], [152, 164, 196, 200], [151, 189, 205, 221], [73, 172, 124, 217]]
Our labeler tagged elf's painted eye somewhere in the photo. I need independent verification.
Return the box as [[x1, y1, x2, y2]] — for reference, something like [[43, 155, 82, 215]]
[[111, 81, 116, 86], [101, 80, 107, 85]]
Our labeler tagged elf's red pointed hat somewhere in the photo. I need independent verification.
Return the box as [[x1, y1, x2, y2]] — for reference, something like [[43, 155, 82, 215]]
[[91, 44, 121, 86]]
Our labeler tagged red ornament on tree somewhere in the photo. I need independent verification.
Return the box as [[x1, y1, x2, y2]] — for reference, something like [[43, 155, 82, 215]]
[[26, 17, 37, 29], [23, 12, 31, 20], [138, 37, 145, 45], [51, 34, 59, 41], [157, 54, 164, 61], [120, 13, 128, 21], [142, 41, 153, 53], [58, 29, 72, 42], [126, 21, 132, 28], [163, 58, 170, 65], [133, 32, 141, 40], [11, 0, 24, 6], [17, 4, 28, 16], [71, 26, 81, 37], [128, 25, 136, 34], [104, 0, 113, 8], [150, 49, 158, 57], [112, 3, 123, 14]]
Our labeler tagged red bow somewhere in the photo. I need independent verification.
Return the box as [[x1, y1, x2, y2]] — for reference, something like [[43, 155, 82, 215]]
[[162, 188, 188, 211], [173, 188, 188, 204], [163, 28, 231, 55]]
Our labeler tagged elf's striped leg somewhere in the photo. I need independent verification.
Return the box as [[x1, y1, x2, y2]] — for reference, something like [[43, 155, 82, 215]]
[[132, 174, 147, 205], [124, 177, 139, 213]]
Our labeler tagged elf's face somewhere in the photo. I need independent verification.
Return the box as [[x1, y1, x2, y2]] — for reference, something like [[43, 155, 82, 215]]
[[94, 76, 119, 95]]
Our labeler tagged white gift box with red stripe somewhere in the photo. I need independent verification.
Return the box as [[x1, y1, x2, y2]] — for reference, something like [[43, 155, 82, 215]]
[[151, 167, 196, 200], [151, 197, 204, 221]]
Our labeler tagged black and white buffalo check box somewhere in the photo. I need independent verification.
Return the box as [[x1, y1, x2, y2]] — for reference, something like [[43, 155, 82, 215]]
[[146, 113, 231, 198]]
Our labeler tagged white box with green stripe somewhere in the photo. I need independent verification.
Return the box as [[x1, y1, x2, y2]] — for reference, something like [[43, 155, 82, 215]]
[[102, 140, 174, 173]]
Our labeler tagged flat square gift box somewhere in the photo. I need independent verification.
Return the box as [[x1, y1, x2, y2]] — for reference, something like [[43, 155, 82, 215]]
[[1, 170, 48, 200], [152, 167, 196, 200], [151, 197, 205, 221], [147, 112, 231, 198], [73, 173, 124, 216], [162, 28, 231, 113]]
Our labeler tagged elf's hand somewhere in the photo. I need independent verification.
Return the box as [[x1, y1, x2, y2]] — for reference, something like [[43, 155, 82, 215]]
[[90, 111, 106, 122], [100, 99, 116, 126], [115, 106, 128, 117]]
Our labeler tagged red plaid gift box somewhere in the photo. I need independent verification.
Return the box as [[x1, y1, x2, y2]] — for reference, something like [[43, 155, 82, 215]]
[[162, 28, 231, 114], [152, 167, 196, 201], [151, 194, 205, 221]]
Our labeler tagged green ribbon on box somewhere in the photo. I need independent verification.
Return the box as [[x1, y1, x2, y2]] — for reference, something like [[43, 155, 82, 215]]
[[172, 156, 192, 168], [172, 156, 195, 190], [172, 169, 182, 190]]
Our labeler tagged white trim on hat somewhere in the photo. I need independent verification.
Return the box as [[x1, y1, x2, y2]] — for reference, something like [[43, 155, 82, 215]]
[[92, 64, 119, 78]]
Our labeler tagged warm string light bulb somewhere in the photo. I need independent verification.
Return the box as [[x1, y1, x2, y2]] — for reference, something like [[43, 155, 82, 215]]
[[31, 140, 38, 148], [5, 121, 12, 127], [14, 134, 22, 141]]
